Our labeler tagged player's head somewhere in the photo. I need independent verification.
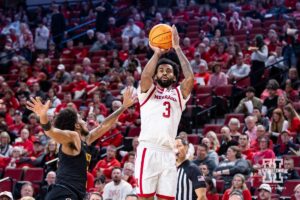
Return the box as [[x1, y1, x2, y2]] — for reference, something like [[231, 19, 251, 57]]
[[154, 58, 179, 88], [54, 108, 89, 137], [175, 136, 188, 160]]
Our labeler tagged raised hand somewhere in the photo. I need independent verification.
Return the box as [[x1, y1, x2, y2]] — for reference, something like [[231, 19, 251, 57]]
[[26, 97, 51, 118], [149, 42, 170, 56], [122, 87, 137, 108], [171, 25, 180, 49]]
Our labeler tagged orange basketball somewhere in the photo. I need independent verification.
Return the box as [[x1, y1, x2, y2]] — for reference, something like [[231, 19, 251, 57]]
[[149, 24, 172, 49]]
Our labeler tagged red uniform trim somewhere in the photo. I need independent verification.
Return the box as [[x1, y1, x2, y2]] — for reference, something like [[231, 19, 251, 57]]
[[140, 87, 156, 107], [175, 87, 182, 111], [137, 192, 155, 198], [139, 148, 147, 194], [156, 193, 175, 200]]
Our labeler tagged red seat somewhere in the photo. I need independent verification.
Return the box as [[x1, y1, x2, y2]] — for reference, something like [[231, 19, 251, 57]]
[[224, 113, 245, 125], [236, 77, 250, 89], [195, 94, 212, 108], [60, 58, 74, 65], [4, 168, 23, 181], [127, 127, 141, 137], [214, 85, 233, 97], [0, 178, 13, 192], [203, 124, 222, 135], [187, 134, 200, 145], [23, 168, 44, 184], [216, 180, 225, 193], [281, 180, 300, 197], [194, 86, 213, 95], [92, 50, 107, 57]]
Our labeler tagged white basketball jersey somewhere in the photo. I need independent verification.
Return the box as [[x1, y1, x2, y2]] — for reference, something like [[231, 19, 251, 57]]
[[138, 84, 190, 149]]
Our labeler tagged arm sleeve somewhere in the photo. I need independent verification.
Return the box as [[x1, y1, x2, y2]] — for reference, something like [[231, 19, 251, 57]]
[[282, 120, 289, 131], [243, 189, 252, 200], [188, 164, 207, 189], [229, 159, 249, 175], [255, 46, 268, 61], [234, 65, 250, 79], [222, 190, 230, 200]]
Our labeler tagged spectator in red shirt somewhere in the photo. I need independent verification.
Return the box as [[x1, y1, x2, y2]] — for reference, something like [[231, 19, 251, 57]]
[[252, 136, 275, 170], [194, 63, 211, 86], [0, 103, 13, 126], [122, 162, 137, 188], [211, 42, 229, 64], [283, 104, 300, 136], [175, 4, 189, 21], [30, 138, 44, 158], [8, 110, 25, 137], [98, 126, 123, 148], [108, 17, 120, 38], [92, 145, 121, 179], [61, 40, 76, 60], [238, 134, 253, 161], [14, 128, 34, 156], [222, 174, 252, 200], [284, 79, 299, 102], [182, 37, 195, 59], [2, 90, 19, 110], [119, 106, 140, 127], [5, 146, 23, 168], [251, 125, 274, 152], [93, 93, 108, 117], [206, 177, 219, 200], [69, 72, 88, 100], [54, 92, 73, 113], [228, 11, 242, 32], [27, 113, 43, 136]]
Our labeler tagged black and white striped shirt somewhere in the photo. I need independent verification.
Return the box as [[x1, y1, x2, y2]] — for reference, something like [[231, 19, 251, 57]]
[[176, 160, 206, 200]]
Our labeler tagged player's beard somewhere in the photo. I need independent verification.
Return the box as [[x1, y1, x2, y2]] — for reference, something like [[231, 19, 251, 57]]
[[156, 77, 174, 88]]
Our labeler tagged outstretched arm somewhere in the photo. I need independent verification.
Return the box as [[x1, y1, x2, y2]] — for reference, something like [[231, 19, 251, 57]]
[[172, 25, 194, 99], [86, 88, 136, 145], [26, 97, 79, 146], [140, 43, 169, 93]]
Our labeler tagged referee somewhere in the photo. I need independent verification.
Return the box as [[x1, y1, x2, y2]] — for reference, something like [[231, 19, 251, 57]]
[[175, 137, 207, 200]]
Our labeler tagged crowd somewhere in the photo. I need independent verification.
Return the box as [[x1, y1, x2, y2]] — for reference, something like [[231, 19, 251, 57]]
[[0, 0, 300, 199]]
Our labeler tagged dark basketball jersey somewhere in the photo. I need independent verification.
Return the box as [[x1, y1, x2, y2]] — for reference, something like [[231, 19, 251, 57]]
[[56, 141, 91, 199]]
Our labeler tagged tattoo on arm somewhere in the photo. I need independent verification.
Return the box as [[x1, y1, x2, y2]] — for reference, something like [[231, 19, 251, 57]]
[[175, 48, 193, 78]]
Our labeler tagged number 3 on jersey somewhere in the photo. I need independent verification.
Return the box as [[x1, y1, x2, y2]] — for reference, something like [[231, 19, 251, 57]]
[[163, 101, 171, 118]]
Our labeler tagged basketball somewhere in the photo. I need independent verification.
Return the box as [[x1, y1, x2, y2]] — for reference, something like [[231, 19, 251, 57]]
[[149, 24, 172, 49]]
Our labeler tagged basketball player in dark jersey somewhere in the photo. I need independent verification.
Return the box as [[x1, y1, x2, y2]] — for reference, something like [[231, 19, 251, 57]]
[[26, 88, 136, 200]]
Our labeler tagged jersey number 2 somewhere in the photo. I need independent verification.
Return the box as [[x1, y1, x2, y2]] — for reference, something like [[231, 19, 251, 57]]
[[163, 101, 171, 118]]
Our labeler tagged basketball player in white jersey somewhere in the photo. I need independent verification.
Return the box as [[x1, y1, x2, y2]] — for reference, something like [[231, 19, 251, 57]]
[[135, 25, 194, 200]]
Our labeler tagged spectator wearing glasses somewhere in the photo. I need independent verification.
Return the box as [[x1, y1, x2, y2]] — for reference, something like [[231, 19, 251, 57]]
[[252, 136, 275, 170]]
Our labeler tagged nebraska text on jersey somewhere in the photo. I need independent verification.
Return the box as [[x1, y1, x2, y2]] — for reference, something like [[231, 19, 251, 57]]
[[137, 84, 190, 149]]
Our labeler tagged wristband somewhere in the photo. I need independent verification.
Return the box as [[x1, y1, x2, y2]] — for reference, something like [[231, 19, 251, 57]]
[[41, 121, 52, 131]]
